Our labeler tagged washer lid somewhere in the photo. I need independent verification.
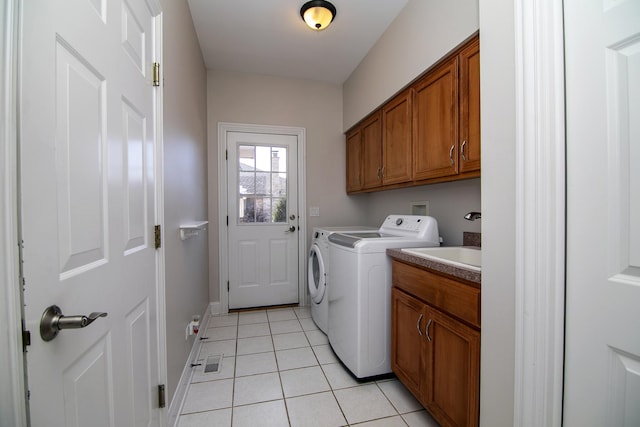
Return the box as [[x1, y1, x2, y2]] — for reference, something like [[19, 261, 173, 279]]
[[328, 232, 386, 247]]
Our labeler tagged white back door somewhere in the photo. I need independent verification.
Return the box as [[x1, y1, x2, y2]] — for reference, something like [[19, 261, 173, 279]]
[[564, 0, 640, 425], [227, 131, 299, 309], [20, 1, 163, 426]]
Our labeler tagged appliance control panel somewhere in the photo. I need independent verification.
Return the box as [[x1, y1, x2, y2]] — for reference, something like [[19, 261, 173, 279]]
[[379, 215, 439, 241]]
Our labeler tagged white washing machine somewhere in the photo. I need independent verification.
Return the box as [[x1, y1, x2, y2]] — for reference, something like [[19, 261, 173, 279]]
[[308, 226, 375, 334], [327, 215, 440, 378]]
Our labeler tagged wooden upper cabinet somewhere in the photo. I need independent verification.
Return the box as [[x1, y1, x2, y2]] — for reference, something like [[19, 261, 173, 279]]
[[346, 127, 362, 193], [413, 57, 459, 181], [382, 89, 413, 185], [459, 38, 481, 173], [344, 35, 480, 194], [361, 112, 383, 190]]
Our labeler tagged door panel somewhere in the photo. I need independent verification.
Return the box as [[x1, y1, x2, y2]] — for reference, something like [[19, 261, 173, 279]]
[[564, 0, 640, 424], [55, 39, 108, 275], [20, 1, 161, 426], [62, 335, 114, 427], [228, 132, 299, 309]]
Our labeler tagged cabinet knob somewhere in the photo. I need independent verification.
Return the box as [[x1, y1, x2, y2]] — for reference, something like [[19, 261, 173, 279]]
[[449, 145, 455, 166], [416, 313, 423, 336], [461, 140, 467, 161]]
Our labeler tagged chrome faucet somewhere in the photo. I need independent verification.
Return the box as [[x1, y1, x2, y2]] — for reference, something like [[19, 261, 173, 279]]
[[464, 211, 481, 221]]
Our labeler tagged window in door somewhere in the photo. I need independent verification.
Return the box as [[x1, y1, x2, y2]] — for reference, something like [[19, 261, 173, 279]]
[[237, 145, 288, 224]]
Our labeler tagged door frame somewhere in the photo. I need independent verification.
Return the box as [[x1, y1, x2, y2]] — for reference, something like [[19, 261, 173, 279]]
[[0, 1, 28, 425], [0, 2, 167, 424], [217, 122, 307, 314], [512, 0, 565, 426]]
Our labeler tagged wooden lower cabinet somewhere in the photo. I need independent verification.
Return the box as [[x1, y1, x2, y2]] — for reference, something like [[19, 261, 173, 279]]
[[424, 304, 480, 427], [391, 288, 424, 397], [391, 285, 480, 427]]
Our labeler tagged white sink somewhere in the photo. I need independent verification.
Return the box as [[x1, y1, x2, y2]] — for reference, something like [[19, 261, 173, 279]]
[[401, 247, 481, 272]]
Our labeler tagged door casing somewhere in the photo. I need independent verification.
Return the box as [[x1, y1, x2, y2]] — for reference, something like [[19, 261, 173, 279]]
[[0, 1, 27, 426], [217, 122, 307, 314]]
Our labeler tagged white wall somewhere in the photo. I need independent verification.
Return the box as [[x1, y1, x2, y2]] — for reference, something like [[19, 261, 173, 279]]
[[343, 0, 479, 130], [478, 0, 516, 425], [160, 0, 209, 402], [206, 70, 368, 303]]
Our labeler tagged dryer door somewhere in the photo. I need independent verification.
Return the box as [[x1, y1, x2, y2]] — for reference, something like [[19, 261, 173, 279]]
[[308, 244, 326, 303]]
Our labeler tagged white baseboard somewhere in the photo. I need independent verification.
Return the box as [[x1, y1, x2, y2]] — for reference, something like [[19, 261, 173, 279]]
[[166, 307, 213, 427], [209, 301, 221, 316]]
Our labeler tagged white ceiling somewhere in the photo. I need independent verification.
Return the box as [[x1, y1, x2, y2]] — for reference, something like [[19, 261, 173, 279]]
[[187, 0, 409, 84]]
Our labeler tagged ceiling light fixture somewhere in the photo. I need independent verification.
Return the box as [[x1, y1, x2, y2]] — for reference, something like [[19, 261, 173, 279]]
[[300, 0, 337, 31]]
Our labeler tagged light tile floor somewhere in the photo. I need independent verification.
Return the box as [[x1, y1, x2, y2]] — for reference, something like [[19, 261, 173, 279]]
[[176, 306, 440, 427]]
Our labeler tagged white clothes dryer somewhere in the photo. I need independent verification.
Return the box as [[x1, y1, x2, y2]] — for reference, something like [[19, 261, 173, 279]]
[[327, 215, 440, 378], [308, 226, 375, 334]]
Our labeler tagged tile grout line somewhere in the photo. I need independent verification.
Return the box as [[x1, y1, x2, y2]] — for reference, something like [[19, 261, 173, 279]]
[[181, 307, 425, 427]]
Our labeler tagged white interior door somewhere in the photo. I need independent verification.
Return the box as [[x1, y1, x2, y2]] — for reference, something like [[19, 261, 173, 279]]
[[20, 1, 162, 426], [227, 131, 299, 309], [564, 0, 640, 425]]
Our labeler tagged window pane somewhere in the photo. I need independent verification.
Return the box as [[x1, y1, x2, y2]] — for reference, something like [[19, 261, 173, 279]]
[[238, 145, 255, 171], [256, 146, 271, 172], [271, 147, 286, 173], [272, 198, 286, 223], [255, 172, 271, 195], [272, 172, 287, 197], [256, 198, 271, 223], [239, 172, 255, 195], [238, 197, 254, 223]]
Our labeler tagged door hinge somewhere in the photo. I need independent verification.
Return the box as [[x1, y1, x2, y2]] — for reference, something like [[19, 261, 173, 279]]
[[225, 149, 228, 160], [152, 62, 160, 87], [226, 216, 228, 226], [227, 281, 230, 292], [22, 330, 31, 352], [154, 225, 161, 249], [158, 384, 166, 408]]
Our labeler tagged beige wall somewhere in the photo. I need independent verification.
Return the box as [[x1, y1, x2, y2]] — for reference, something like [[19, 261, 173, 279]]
[[207, 70, 368, 303], [343, 0, 479, 130], [364, 179, 481, 246], [160, 0, 209, 402]]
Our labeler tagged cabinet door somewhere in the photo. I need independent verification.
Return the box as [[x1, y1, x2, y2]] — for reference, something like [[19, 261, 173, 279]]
[[458, 37, 481, 173], [424, 307, 480, 427], [382, 89, 413, 185], [391, 288, 426, 400], [413, 57, 459, 180], [361, 112, 383, 189], [346, 127, 363, 193]]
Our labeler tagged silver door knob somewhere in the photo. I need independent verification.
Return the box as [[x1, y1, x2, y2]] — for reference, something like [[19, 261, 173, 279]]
[[285, 226, 296, 233], [40, 305, 108, 342]]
